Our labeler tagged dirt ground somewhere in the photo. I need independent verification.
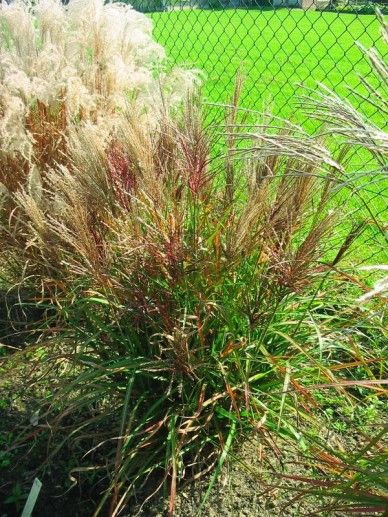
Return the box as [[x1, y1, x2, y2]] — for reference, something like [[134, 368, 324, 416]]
[[134, 436, 349, 517]]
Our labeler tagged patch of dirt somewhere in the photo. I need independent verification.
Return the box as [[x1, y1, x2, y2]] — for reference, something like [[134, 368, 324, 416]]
[[136, 435, 348, 517]]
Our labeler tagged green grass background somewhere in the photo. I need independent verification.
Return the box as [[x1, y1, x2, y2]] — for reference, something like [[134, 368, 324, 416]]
[[150, 9, 385, 122]]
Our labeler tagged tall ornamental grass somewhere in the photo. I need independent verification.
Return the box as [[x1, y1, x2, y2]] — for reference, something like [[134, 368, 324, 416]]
[[0, 0, 197, 190], [0, 2, 386, 515]]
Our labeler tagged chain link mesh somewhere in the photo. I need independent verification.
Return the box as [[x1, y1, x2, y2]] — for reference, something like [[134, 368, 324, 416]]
[[132, 0, 387, 267]]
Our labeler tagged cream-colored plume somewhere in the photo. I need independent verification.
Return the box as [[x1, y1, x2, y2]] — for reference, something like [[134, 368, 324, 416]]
[[0, 0, 198, 159]]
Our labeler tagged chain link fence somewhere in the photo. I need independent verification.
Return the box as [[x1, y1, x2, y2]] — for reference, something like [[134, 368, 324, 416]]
[[148, 1, 385, 112], [139, 0, 388, 265]]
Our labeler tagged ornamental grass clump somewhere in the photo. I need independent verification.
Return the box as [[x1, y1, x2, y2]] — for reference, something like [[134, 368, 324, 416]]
[[0, 94, 369, 513], [0, 2, 385, 516], [0, 0, 197, 189]]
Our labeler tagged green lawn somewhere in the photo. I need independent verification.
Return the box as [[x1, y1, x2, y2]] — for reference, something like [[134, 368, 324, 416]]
[[150, 9, 385, 124]]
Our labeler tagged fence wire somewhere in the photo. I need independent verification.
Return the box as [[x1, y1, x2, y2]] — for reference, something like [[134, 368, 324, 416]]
[[131, 0, 387, 267]]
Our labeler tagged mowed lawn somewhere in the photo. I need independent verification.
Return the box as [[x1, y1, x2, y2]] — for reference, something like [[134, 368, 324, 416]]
[[150, 9, 385, 123]]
